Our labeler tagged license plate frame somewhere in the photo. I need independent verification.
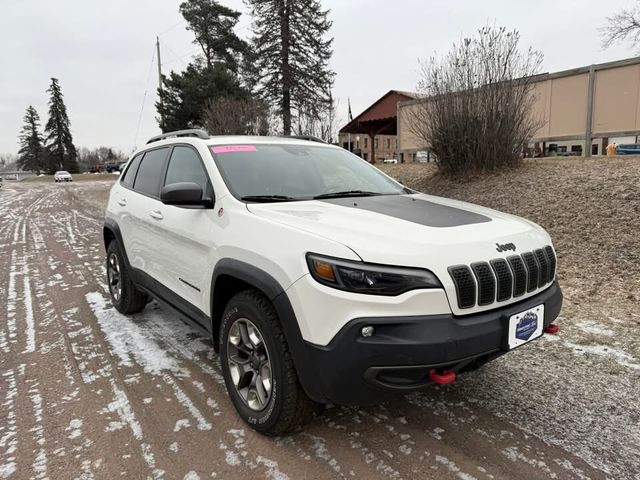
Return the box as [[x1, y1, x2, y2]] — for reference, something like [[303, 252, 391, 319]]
[[507, 304, 544, 350]]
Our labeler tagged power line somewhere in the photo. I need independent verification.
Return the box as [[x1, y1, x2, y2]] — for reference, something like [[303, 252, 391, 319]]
[[133, 45, 157, 151], [157, 20, 186, 36]]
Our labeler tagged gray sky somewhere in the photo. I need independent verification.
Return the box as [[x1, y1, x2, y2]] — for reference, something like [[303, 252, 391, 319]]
[[0, 0, 636, 155]]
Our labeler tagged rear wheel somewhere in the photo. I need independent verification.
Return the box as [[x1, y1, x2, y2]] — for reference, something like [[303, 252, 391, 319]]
[[106, 240, 147, 314], [220, 290, 319, 435]]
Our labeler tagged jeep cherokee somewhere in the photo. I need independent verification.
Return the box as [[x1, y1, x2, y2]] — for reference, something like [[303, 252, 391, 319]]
[[103, 129, 562, 435]]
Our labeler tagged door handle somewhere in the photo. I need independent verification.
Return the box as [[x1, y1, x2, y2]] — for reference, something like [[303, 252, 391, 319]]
[[118, 198, 127, 207], [149, 210, 163, 220]]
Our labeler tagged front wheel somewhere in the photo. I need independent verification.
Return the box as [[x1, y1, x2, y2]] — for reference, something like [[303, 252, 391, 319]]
[[220, 290, 319, 435], [106, 240, 147, 314]]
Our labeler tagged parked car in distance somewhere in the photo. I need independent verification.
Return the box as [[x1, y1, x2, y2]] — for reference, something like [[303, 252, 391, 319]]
[[104, 130, 562, 436], [104, 162, 126, 173], [382, 158, 398, 164], [54, 171, 72, 182], [616, 144, 640, 155]]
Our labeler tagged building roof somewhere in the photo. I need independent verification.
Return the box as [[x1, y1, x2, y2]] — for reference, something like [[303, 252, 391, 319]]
[[339, 90, 417, 135]]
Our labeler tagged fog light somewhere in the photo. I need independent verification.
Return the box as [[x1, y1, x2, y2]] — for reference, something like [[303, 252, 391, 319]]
[[361, 326, 374, 337]]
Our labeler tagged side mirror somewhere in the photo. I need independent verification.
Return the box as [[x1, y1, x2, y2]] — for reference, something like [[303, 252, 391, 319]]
[[160, 182, 213, 208]]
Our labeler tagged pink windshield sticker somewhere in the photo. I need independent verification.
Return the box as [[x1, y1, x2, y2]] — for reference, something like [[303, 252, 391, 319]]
[[211, 145, 257, 154]]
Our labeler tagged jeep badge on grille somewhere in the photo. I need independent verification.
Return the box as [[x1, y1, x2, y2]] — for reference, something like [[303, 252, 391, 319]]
[[496, 242, 516, 252]]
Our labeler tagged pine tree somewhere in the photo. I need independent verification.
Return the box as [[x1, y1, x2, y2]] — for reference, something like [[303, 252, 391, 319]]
[[246, 0, 335, 135], [179, 0, 247, 71], [157, 0, 250, 132], [17, 106, 45, 174], [44, 78, 79, 174]]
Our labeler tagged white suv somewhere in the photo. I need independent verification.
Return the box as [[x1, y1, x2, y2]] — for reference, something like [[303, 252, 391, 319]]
[[104, 130, 562, 435]]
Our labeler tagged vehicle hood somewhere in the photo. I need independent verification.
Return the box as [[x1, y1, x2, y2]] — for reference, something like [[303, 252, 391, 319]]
[[246, 193, 551, 270]]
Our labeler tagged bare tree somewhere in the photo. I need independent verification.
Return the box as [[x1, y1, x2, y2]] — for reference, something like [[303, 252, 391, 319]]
[[202, 97, 271, 136], [0, 153, 18, 171], [601, 2, 640, 49], [406, 26, 543, 175], [294, 96, 340, 143]]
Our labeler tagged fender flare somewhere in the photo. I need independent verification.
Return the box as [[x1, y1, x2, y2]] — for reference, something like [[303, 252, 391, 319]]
[[103, 219, 132, 270], [211, 259, 325, 402]]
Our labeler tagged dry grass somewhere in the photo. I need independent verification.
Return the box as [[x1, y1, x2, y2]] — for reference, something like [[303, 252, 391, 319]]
[[379, 156, 640, 319]]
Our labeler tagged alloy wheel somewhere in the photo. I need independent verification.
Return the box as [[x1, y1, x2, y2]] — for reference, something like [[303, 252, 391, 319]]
[[107, 252, 122, 302], [227, 318, 273, 411]]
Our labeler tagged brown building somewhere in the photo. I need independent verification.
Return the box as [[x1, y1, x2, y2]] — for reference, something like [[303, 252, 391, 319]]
[[398, 56, 640, 159], [339, 90, 416, 162]]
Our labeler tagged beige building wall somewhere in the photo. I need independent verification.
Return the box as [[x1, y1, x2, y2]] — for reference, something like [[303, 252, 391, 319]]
[[398, 57, 640, 157], [592, 63, 640, 133], [337, 133, 397, 162]]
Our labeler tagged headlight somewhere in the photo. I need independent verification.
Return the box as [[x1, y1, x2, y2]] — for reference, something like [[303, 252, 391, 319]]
[[306, 253, 442, 296]]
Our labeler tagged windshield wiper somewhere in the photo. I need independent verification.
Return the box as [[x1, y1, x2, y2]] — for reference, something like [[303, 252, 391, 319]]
[[313, 190, 384, 199], [241, 195, 298, 203]]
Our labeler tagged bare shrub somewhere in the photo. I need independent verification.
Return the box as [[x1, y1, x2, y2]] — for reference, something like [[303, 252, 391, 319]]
[[408, 26, 544, 176], [202, 97, 271, 136]]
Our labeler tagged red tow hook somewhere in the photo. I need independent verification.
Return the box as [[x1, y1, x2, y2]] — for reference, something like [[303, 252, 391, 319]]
[[544, 324, 560, 334], [429, 369, 456, 385]]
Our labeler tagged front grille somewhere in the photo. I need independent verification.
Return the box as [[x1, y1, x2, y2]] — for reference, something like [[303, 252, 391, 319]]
[[490, 258, 513, 302], [507, 255, 527, 297], [545, 245, 557, 280], [447, 265, 476, 309], [535, 248, 550, 285], [449, 245, 556, 309], [522, 252, 539, 292], [471, 262, 496, 305]]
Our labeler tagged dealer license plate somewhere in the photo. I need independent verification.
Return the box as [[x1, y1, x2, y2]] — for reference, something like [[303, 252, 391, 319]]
[[507, 305, 544, 350]]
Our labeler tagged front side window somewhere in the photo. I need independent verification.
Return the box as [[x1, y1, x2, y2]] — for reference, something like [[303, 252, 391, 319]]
[[121, 153, 143, 188], [211, 143, 405, 201], [133, 147, 169, 197], [164, 146, 211, 197]]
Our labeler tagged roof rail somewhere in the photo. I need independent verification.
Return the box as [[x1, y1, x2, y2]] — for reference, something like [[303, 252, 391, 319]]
[[147, 129, 210, 144], [282, 135, 327, 144]]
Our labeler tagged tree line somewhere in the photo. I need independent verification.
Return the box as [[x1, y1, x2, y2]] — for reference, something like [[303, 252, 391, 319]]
[[17, 78, 79, 175], [157, 0, 336, 140]]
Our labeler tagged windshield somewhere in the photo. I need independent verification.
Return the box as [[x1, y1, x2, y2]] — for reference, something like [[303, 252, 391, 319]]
[[210, 143, 406, 201]]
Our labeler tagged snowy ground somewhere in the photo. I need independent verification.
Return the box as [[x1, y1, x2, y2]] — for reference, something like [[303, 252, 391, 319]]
[[0, 179, 638, 479]]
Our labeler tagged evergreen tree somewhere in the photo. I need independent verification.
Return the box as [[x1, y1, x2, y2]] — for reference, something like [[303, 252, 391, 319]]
[[44, 78, 79, 173], [246, 0, 335, 135], [157, 60, 250, 132], [17, 106, 45, 174], [179, 0, 247, 71], [157, 0, 250, 131]]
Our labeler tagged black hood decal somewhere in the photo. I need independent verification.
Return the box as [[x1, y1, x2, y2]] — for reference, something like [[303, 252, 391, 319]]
[[320, 195, 492, 228]]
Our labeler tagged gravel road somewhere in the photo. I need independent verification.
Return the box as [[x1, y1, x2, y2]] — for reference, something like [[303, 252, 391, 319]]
[[0, 169, 638, 479]]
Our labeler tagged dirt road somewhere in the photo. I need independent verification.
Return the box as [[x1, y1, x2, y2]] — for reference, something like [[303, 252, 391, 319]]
[[1, 179, 638, 480]]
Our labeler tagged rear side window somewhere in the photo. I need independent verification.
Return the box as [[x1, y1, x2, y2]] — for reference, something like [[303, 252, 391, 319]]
[[133, 147, 169, 197], [164, 146, 210, 196], [120, 153, 143, 188]]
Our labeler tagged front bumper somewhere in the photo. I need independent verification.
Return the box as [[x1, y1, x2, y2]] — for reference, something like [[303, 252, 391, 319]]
[[299, 281, 562, 405]]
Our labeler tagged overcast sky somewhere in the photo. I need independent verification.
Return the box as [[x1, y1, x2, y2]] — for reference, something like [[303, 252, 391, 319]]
[[0, 0, 637, 155]]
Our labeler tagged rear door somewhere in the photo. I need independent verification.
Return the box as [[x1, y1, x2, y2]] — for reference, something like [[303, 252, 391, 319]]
[[126, 146, 171, 283], [154, 144, 218, 315]]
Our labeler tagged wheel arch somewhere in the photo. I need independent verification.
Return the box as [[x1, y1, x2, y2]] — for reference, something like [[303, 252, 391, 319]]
[[210, 259, 325, 403], [103, 219, 132, 271]]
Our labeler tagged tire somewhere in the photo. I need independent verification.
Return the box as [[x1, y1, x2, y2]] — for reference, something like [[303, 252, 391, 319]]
[[106, 240, 147, 314], [220, 290, 320, 435]]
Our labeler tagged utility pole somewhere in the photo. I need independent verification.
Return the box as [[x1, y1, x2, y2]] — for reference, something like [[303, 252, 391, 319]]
[[156, 36, 163, 96], [156, 36, 164, 130]]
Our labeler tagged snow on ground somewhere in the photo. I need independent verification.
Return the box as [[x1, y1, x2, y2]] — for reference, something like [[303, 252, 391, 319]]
[[0, 175, 638, 479]]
